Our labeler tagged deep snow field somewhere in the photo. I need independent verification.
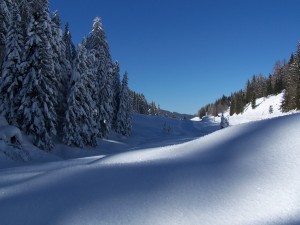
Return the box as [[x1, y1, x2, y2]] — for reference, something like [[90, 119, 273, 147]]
[[0, 93, 300, 225]]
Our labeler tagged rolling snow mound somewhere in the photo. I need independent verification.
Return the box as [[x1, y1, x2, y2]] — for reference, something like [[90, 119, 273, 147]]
[[0, 114, 299, 225]]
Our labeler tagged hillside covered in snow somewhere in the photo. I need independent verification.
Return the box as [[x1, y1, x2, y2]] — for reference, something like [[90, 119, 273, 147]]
[[224, 93, 296, 124]]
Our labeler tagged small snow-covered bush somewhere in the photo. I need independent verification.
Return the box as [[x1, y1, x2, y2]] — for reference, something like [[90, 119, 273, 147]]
[[220, 114, 229, 129], [0, 125, 22, 144], [0, 115, 30, 161]]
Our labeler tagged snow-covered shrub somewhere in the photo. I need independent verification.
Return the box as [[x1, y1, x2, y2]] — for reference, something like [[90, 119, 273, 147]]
[[0, 125, 22, 144], [220, 114, 229, 129], [0, 115, 31, 161]]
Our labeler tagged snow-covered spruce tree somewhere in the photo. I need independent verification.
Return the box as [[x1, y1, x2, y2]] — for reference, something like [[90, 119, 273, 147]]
[[0, 0, 12, 71], [63, 22, 76, 66], [111, 61, 121, 130], [62, 41, 98, 148], [0, 2, 24, 126], [115, 73, 132, 136], [51, 10, 72, 133], [19, 9, 58, 151], [86, 17, 114, 138]]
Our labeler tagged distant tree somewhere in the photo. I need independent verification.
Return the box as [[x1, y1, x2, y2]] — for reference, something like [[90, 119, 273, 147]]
[[271, 61, 285, 94], [198, 107, 206, 119], [130, 91, 149, 115], [229, 93, 235, 116], [245, 79, 252, 103], [149, 101, 159, 115], [266, 74, 273, 96], [283, 50, 300, 111], [115, 72, 132, 136], [111, 61, 121, 130], [251, 93, 256, 109]]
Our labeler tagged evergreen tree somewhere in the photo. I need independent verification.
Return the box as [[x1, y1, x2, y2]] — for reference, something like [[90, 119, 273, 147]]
[[62, 42, 98, 147], [130, 91, 149, 114], [251, 93, 256, 109], [19, 8, 58, 151], [198, 107, 206, 119], [266, 74, 273, 96], [115, 72, 132, 136], [112, 61, 121, 130], [271, 61, 285, 94], [149, 101, 158, 115], [51, 10, 71, 133], [0, 2, 24, 125], [86, 17, 110, 57], [87, 17, 114, 138], [229, 93, 235, 116], [63, 22, 76, 65], [245, 80, 252, 103], [284, 56, 299, 110], [0, 0, 11, 71]]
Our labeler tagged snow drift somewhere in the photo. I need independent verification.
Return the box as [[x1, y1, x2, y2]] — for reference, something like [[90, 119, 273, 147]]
[[0, 113, 299, 225]]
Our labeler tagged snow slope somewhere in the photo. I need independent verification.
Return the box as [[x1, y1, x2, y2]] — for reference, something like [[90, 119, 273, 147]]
[[0, 113, 219, 165], [192, 93, 297, 126], [223, 93, 295, 125], [0, 113, 300, 225]]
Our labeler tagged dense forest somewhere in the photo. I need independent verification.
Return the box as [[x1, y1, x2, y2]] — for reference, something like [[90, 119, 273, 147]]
[[0, 0, 191, 152], [198, 43, 300, 118], [0, 0, 132, 150]]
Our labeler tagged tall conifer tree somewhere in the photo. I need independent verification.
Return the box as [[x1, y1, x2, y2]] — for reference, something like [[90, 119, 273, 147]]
[[115, 72, 132, 136], [0, 0, 11, 71], [0, 2, 24, 125], [87, 17, 114, 138], [19, 6, 58, 151], [63, 41, 98, 147]]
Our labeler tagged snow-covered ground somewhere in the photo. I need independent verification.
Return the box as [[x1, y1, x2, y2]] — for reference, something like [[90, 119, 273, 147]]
[[0, 93, 300, 225]]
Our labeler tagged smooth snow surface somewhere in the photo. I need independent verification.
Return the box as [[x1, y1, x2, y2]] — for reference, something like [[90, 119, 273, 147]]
[[1, 112, 300, 225], [1, 93, 299, 225]]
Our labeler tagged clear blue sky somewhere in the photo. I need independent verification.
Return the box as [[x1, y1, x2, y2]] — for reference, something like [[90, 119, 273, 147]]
[[49, 0, 300, 115]]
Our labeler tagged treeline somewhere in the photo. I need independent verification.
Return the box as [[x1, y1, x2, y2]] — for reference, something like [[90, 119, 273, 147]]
[[130, 91, 159, 115], [130, 90, 192, 119], [0, 0, 132, 151], [198, 42, 300, 118]]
